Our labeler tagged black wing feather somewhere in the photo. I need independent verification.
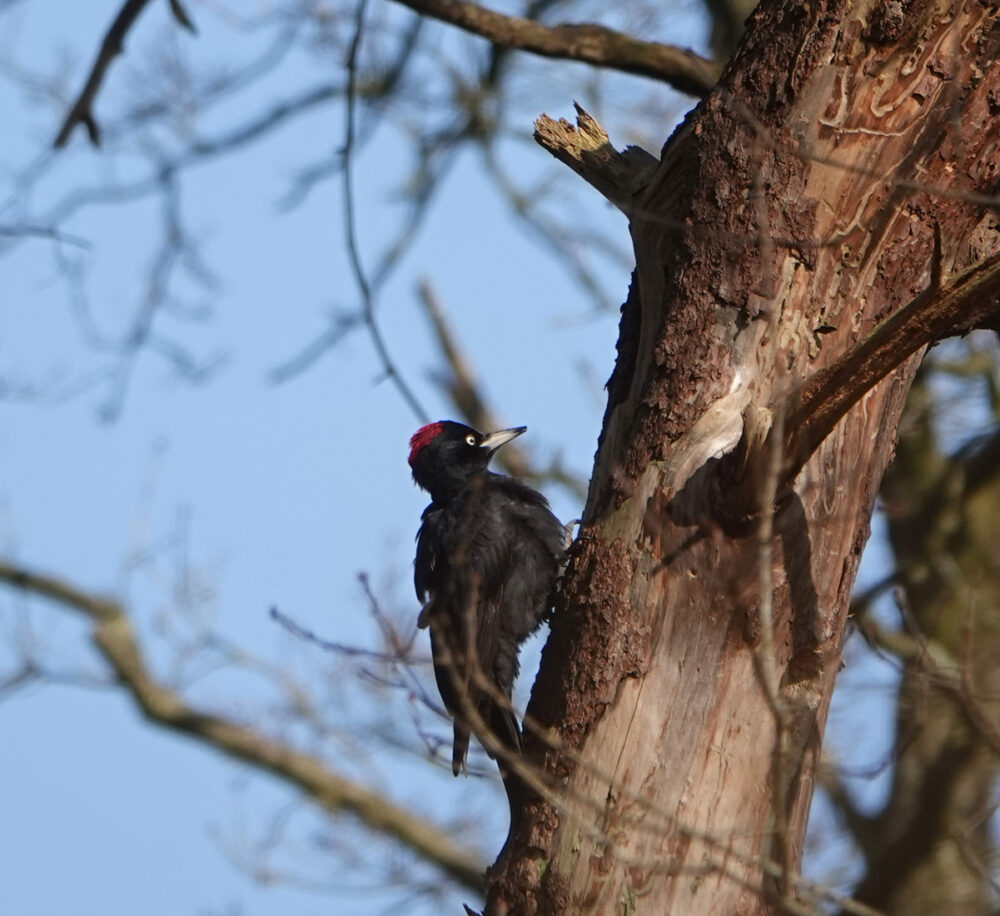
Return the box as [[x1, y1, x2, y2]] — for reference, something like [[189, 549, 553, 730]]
[[415, 473, 564, 774], [414, 504, 440, 603]]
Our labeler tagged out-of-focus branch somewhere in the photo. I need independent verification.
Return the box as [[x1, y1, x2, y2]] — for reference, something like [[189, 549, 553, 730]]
[[54, 0, 197, 148], [343, 0, 428, 423], [0, 559, 486, 893], [416, 279, 513, 458], [0, 661, 39, 698], [700, 0, 756, 59], [840, 738, 978, 916], [479, 132, 632, 308], [847, 345, 1000, 913], [815, 757, 877, 860], [389, 0, 720, 96], [854, 609, 1000, 760], [416, 279, 588, 501]]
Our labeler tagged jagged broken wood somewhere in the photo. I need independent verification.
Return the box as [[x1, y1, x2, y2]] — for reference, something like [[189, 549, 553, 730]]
[[533, 104, 658, 214]]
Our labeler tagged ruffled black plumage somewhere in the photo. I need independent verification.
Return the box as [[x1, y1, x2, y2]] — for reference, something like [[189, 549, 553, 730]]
[[409, 422, 564, 776]]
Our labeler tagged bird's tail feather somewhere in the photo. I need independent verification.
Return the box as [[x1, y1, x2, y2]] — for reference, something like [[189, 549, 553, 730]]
[[452, 702, 522, 776], [493, 703, 522, 755], [452, 722, 471, 776]]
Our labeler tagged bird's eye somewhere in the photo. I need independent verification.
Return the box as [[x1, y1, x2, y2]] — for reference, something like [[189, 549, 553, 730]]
[[465, 434, 476, 446]]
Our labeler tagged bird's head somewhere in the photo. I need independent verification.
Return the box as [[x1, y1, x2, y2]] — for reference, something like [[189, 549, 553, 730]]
[[408, 421, 525, 499]]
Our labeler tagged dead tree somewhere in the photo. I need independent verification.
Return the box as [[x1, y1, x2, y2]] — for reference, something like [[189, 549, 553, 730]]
[[489, 3, 1000, 913]]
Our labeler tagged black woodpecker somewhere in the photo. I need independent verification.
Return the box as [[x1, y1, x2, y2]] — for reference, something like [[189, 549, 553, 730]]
[[409, 421, 565, 776]]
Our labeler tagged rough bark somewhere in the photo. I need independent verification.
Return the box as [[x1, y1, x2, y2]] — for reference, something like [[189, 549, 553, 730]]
[[489, 2, 1000, 914]]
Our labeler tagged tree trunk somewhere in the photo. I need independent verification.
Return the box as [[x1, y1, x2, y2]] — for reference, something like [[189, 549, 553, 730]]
[[489, 2, 1000, 913]]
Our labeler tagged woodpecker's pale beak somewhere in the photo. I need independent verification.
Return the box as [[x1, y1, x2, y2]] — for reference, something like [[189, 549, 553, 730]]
[[479, 426, 526, 453]]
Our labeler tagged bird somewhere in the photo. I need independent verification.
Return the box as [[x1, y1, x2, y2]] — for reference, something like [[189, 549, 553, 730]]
[[409, 420, 565, 776]]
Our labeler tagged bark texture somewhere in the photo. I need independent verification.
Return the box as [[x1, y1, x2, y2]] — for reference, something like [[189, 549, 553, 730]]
[[489, 2, 1000, 913]]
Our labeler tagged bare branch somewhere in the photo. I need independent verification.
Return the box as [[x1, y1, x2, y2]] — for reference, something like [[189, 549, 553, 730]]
[[0, 225, 90, 247], [479, 139, 627, 309], [343, 0, 429, 423], [855, 606, 1000, 760], [780, 230, 1000, 487], [166, 0, 196, 33], [416, 279, 589, 500], [533, 104, 658, 214], [723, 230, 1000, 513], [0, 661, 38, 698], [389, 0, 720, 96], [815, 756, 877, 860], [0, 558, 486, 892], [54, 0, 197, 148], [416, 279, 529, 475], [699, 0, 755, 59]]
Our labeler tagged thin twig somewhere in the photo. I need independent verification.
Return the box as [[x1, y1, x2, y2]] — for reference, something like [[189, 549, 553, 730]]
[[270, 606, 418, 664], [855, 607, 1000, 760], [416, 279, 589, 500], [0, 558, 485, 891], [0, 225, 91, 247], [54, 0, 197, 148], [342, 0, 429, 423], [748, 122, 796, 905]]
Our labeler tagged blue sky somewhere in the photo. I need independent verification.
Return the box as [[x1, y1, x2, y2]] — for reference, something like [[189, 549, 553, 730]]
[[0, 2, 905, 913]]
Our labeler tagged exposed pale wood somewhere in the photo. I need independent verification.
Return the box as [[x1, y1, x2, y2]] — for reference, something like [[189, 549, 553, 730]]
[[534, 104, 658, 214]]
